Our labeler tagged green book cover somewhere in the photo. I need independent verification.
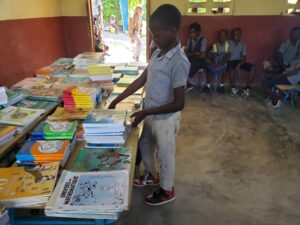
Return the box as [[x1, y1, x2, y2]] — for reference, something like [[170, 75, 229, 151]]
[[14, 98, 57, 110], [71, 148, 131, 172], [33, 121, 77, 138]]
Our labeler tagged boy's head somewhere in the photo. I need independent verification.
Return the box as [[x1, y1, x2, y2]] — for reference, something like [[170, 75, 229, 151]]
[[218, 29, 228, 43], [149, 4, 181, 49], [135, 5, 143, 14], [232, 27, 242, 42], [188, 23, 201, 40], [290, 26, 300, 43]]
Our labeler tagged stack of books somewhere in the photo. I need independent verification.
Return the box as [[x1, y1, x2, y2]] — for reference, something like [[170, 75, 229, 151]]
[[47, 107, 89, 121], [116, 77, 136, 87], [0, 162, 59, 207], [14, 98, 58, 111], [16, 140, 71, 166], [45, 170, 128, 220], [127, 61, 148, 69], [27, 88, 62, 101], [112, 85, 143, 96], [83, 109, 127, 148], [12, 77, 45, 89], [0, 124, 18, 145], [62, 86, 100, 110], [106, 94, 143, 112], [31, 121, 77, 140], [74, 52, 105, 69], [59, 76, 90, 85], [113, 66, 139, 76], [0, 106, 44, 127], [87, 64, 112, 82], [0, 89, 24, 108], [112, 73, 122, 83]]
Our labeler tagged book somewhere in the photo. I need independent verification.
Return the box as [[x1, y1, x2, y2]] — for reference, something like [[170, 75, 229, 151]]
[[0, 162, 59, 207], [0, 124, 18, 145], [0, 106, 44, 126], [83, 109, 126, 128], [71, 148, 131, 172], [113, 66, 139, 75], [112, 86, 143, 95], [14, 98, 58, 111], [12, 77, 45, 89], [27, 88, 62, 101], [116, 77, 136, 87], [46, 170, 129, 211], [32, 121, 77, 140], [47, 107, 90, 121]]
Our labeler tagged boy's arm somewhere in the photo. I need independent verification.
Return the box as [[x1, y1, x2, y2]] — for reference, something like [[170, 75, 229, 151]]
[[108, 69, 148, 109], [131, 86, 185, 127]]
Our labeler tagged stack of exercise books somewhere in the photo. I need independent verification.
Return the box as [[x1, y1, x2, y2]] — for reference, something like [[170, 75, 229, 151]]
[[0, 106, 44, 127], [14, 98, 58, 111], [47, 107, 89, 121], [74, 52, 105, 69], [0, 162, 59, 207], [62, 86, 99, 110], [83, 109, 127, 148], [0, 207, 9, 225], [45, 169, 128, 219], [27, 88, 62, 101], [31, 121, 77, 140], [0, 89, 24, 108], [113, 66, 139, 76], [16, 140, 72, 166], [0, 124, 18, 145], [87, 64, 113, 82]]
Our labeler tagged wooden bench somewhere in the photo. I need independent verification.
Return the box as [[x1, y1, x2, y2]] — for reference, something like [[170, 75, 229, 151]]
[[276, 84, 300, 107]]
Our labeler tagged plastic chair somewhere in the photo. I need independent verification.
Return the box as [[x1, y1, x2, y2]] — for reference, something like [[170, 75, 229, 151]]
[[207, 64, 227, 92]]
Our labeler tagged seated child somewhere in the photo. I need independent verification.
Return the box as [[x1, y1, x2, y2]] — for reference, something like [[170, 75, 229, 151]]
[[207, 29, 229, 93], [264, 44, 300, 108], [227, 27, 256, 97], [184, 22, 208, 91]]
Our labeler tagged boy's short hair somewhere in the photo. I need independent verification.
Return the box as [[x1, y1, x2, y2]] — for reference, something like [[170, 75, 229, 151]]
[[150, 4, 181, 30], [291, 26, 300, 35], [189, 23, 201, 32]]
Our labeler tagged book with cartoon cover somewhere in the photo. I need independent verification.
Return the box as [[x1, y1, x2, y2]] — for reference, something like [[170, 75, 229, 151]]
[[16, 140, 70, 162], [83, 109, 126, 128], [14, 98, 58, 111], [0, 162, 59, 207], [71, 148, 131, 172], [0, 106, 44, 126], [46, 170, 128, 211], [32, 121, 77, 139]]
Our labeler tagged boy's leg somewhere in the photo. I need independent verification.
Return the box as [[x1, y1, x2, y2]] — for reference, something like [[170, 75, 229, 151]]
[[152, 113, 180, 191], [138, 119, 157, 179], [245, 65, 256, 89]]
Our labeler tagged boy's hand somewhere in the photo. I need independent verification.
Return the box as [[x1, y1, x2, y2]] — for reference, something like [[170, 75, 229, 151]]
[[130, 110, 146, 127], [108, 101, 117, 109]]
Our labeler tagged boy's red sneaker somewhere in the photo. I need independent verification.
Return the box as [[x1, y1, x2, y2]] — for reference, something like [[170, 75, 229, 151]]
[[133, 173, 159, 187], [145, 187, 175, 206]]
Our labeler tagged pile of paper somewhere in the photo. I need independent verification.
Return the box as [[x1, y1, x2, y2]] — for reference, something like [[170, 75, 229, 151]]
[[83, 109, 127, 148], [45, 170, 129, 219], [16, 140, 72, 166], [31, 121, 77, 140], [74, 52, 105, 69], [62, 86, 100, 110], [0, 124, 18, 145], [0, 162, 59, 207], [0, 106, 44, 126]]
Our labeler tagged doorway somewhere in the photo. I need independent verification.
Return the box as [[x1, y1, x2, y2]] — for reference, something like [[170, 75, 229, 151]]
[[88, 0, 148, 63]]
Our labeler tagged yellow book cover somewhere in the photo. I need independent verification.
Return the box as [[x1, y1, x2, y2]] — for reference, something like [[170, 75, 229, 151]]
[[0, 162, 59, 201], [87, 64, 112, 75]]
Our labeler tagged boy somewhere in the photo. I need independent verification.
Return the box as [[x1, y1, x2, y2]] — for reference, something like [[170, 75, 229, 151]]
[[207, 29, 229, 93], [109, 4, 190, 206], [227, 27, 256, 97], [184, 22, 208, 91]]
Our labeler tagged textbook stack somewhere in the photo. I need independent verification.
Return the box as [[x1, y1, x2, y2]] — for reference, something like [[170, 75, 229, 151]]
[[0, 106, 44, 127], [113, 66, 139, 76], [0, 89, 24, 108], [47, 107, 89, 121], [27, 88, 62, 101], [0, 125, 18, 145], [12, 77, 45, 89], [83, 109, 128, 148], [45, 170, 129, 219], [62, 86, 100, 110], [116, 77, 136, 87], [16, 140, 72, 166], [51, 58, 74, 77], [0, 162, 59, 207], [87, 64, 113, 82], [73, 52, 105, 69], [14, 98, 58, 111], [31, 121, 77, 140], [106, 94, 143, 112]]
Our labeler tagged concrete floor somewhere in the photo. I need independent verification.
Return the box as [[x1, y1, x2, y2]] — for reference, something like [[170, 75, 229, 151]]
[[115, 91, 300, 225]]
